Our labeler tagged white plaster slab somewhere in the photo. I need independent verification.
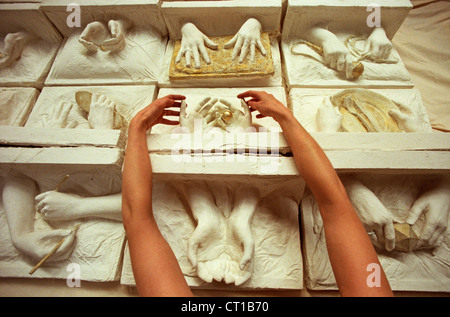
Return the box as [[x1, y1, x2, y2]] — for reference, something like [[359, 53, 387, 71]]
[[121, 174, 305, 290], [0, 147, 125, 281], [0, 87, 39, 127], [161, 0, 282, 39], [25, 85, 157, 129], [0, 4, 62, 88], [301, 172, 450, 292], [288, 88, 432, 133], [281, 0, 413, 88], [41, 0, 166, 38], [153, 87, 286, 134], [0, 126, 125, 149], [159, 37, 283, 88]]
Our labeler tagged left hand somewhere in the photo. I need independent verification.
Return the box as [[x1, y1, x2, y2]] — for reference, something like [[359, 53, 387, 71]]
[[225, 18, 266, 63], [130, 94, 185, 131], [88, 94, 115, 129]]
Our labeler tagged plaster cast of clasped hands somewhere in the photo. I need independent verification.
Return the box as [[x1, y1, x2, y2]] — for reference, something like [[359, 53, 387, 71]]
[[0, 31, 33, 69], [176, 23, 219, 68], [225, 18, 266, 63], [79, 19, 130, 53]]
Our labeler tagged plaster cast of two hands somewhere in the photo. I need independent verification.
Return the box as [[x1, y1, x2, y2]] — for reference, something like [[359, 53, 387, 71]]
[[0, 31, 33, 70], [179, 97, 252, 132], [307, 26, 392, 79], [79, 19, 129, 53], [176, 18, 266, 68], [342, 177, 450, 252]]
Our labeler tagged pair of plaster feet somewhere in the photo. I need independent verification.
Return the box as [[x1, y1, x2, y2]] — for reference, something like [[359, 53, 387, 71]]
[[176, 18, 267, 68]]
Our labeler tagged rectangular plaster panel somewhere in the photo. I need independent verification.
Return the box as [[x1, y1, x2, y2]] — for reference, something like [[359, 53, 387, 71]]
[[0, 147, 125, 281], [25, 85, 157, 129], [121, 174, 305, 290], [288, 88, 432, 133], [0, 4, 62, 88], [301, 172, 450, 292]]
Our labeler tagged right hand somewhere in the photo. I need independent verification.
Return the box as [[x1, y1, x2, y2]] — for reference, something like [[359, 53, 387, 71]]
[[322, 36, 353, 79], [237, 90, 290, 122], [88, 94, 115, 129]]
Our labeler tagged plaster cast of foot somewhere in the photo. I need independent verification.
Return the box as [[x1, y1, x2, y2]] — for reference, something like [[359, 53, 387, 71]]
[[406, 178, 450, 249], [79, 21, 110, 53], [87, 94, 115, 129], [176, 23, 218, 68], [0, 31, 32, 69], [225, 18, 266, 63], [341, 177, 396, 251], [3, 175, 76, 261]]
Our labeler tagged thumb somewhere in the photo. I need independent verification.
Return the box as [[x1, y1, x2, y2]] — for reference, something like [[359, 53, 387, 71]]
[[406, 197, 428, 225]]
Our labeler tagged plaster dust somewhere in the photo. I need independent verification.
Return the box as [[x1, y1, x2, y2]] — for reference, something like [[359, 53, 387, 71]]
[[121, 175, 305, 290], [152, 87, 286, 134], [0, 166, 125, 281], [289, 88, 432, 133], [0, 35, 59, 88], [0, 87, 39, 127], [25, 85, 157, 129], [45, 26, 166, 86], [301, 173, 450, 292]]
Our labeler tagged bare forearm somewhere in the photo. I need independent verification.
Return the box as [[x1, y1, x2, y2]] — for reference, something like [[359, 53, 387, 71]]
[[277, 112, 346, 206]]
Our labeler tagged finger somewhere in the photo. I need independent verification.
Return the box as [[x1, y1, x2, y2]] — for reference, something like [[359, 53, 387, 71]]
[[382, 45, 392, 59], [175, 47, 185, 63], [371, 45, 381, 59], [66, 120, 78, 129], [239, 40, 250, 63], [192, 46, 201, 69], [185, 50, 192, 67], [198, 43, 210, 64], [159, 118, 180, 125], [384, 222, 395, 252], [98, 94, 106, 104], [329, 54, 337, 69], [232, 36, 243, 60], [240, 237, 255, 270], [336, 56, 345, 72], [345, 54, 353, 79], [193, 97, 211, 113], [224, 33, 238, 49], [241, 98, 250, 116], [428, 226, 445, 247], [60, 102, 73, 121], [374, 227, 385, 249], [199, 98, 218, 116], [250, 42, 256, 62], [164, 94, 186, 102], [237, 90, 261, 99], [164, 109, 180, 116], [256, 113, 267, 119], [256, 39, 266, 56], [34, 192, 46, 203], [406, 199, 427, 225], [203, 35, 218, 50]]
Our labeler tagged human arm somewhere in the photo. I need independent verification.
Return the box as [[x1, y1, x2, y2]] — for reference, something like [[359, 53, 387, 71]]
[[121, 94, 192, 297], [238, 90, 393, 296]]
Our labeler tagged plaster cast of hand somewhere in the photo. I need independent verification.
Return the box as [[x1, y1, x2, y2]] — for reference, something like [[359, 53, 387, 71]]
[[176, 23, 218, 68], [316, 97, 343, 132], [322, 35, 354, 79], [40, 101, 77, 128], [179, 97, 219, 132], [366, 27, 392, 60], [225, 18, 266, 63], [79, 21, 110, 53], [342, 177, 396, 251], [35, 191, 84, 221], [388, 103, 428, 132], [101, 19, 128, 53], [88, 94, 115, 129], [406, 180, 450, 249], [0, 31, 32, 69]]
